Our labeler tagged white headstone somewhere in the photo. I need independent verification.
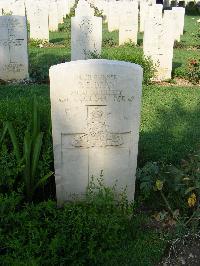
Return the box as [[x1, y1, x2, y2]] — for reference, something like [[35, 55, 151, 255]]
[[0, 16, 29, 81], [71, 15, 102, 60], [143, 16, 174, 81], [28, 0, 49, 41], [57, 0, 68, 24], [10, 1, 26, 16], [49, 0, 59, 32], [164, 9, 180, 42], [139, 2, 149, 32], [119, 2, 138, 45], [147, 4, 163, 23], [49, 59, 143, 205], [1, 0, 12, 14], [107, 1, 120, 32], [75, 0, 94, 17], [172, 7, 185, 36]]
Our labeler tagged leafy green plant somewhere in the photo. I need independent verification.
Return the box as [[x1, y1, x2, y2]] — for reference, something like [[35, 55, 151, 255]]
[[0, 182, 167, 265], [173, 40, 186, 49], [103, 36, 117, 47], [29, 39, 49, 48], [187, 58, 200, 84], [0, 96, 53, 201], [137, 149, 200, 227], [58, 17, 71, 32], [186, 2, 200, 15], [102, 47, 155, 84]]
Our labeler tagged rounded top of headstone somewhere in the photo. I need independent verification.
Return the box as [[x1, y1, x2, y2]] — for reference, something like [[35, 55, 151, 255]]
[[49, 59, 143, 75]]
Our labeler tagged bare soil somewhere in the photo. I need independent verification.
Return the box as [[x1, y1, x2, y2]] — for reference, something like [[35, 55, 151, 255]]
[[159, 234, 200, 266]]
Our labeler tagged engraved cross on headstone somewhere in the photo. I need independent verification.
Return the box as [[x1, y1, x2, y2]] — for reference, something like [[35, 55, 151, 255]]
[[62, 105, 131, 180], [0, 17, 24, 68]]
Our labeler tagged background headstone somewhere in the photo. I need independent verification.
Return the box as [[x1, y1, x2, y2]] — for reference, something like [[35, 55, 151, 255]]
[[172, 7, 185, 35], [119, 2, 138, 45], [139, 2, 149, 32], [143, 16, 174, 80], [164, 9, 181, 42], [28, 0, 49, 41], [107, 1, 120, 32], [71, 15, 102, 60], [0, 15, 29, 81], [49, 0, 59, 32]]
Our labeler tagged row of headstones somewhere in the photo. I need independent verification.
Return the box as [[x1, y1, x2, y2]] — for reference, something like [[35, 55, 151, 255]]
[[0, 0, 185, 204], [0, 0, 76, 39], [71, 0, 185, 81], [0, 0, 76, 81], [0, 0, 186, 82], [50, 0, 189, 204], [143, 5, 185, 80], [0, 0, 144, 205], [0, 0, 96, 81]]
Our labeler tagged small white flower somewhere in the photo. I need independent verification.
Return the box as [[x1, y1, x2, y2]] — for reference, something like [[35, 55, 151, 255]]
[[197, 19, 200, 23], [39, 44, 43, 48]]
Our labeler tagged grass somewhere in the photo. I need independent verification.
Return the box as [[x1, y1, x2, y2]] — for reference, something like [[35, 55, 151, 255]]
[[0, 13, 200, 266], [0, 192, 167, 266], [180, 15, 200, 47], [27, 15, 200, 82], [140, 85, 200, 165], [0, 84, 199, 166]]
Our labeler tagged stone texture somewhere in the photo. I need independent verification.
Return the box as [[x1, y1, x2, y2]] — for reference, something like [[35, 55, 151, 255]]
[[107, 1, 120, 32], [119, 2, 138, 45], [10, 1, 26, 16], [49, 59, 143, 205], [172, 7, 185, 35], [139, 2, 149, 32], [49, 0, 59, 32], [164, 9, 181, 42], [143, 15, 174, 81], [27, 0, 49, 41], [0, 15, 29, 81], [75, 0, 94, 17], [71, 15, 102, 60]]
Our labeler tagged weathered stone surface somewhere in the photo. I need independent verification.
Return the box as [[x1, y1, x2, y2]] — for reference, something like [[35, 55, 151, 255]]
[[27, 0, 49, 41], [0, 15, 29, 81], [49, 59, 143, 204], [75, 0, 94, 17], [10, 1, 26, 16], [172, 7, 185, 36], [49, 0, 59, 32], [143, 16, 174, 81], [107, 1, 120, 32], [164, 9, 181, 42], [71, 15, 102, 60], [139, 2, 149, 32], [119, 2, 138, 45]]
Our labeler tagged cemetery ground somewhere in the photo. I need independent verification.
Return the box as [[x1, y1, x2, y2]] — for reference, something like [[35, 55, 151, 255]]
[[0, 14, 200, 266]]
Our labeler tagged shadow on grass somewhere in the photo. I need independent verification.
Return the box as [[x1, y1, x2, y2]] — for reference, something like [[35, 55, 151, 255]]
[[137, 32, 143, 47], [172, 62, 183, 77], [50, 37, 65, 43], [139, 96, 200, 166], [29, 51, 71, 82]]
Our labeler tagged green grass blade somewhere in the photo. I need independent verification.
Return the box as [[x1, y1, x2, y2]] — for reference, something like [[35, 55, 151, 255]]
[[0, 122, 8, 144], [1, 122, 21, 162], [23, 131, 32, 198], [31, 132, 44, 183], [32, 96, 40, 142], [33, 171, 54, 192]]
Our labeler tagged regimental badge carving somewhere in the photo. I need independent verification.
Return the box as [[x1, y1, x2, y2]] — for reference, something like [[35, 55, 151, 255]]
[[72, 106, 124, 148]]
